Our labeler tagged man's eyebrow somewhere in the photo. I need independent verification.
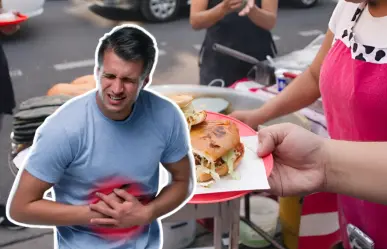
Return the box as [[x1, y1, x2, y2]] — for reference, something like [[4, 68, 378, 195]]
[[102, 72, 115, 76], [102, 72, 138, 82], [121, 76, 138, 82]]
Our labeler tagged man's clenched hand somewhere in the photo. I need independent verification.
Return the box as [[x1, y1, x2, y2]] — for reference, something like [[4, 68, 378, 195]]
[[89, 189, 153, 228]]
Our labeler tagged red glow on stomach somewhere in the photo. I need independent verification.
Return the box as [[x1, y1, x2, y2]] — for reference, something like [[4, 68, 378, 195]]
[[87, 177, 152, 240]]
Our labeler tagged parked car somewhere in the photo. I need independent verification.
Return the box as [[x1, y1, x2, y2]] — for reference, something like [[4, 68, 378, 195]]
[[292, 0, 319, 8], [96, 0, 319, 23]]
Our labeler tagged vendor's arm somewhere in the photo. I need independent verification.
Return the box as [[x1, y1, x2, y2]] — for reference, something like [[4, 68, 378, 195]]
[[146, 109, 193, 221], [244, 0, 278, 30], [190, 0, 244, 30], [7, 124, 105, 226], [230, 29, 334, 127], [324, 140, 387, 205], [257, 29, 334, 120]]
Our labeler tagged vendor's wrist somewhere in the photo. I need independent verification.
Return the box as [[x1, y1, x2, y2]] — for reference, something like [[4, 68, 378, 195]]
[[246, 4, 258, 17], [252, 109, 270, 127]]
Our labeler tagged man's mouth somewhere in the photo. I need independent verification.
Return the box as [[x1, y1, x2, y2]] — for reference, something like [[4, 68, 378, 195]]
[[108, 94, 126, 101]]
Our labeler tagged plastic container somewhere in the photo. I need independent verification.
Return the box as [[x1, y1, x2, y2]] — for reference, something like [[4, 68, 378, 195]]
[[275, 70, 291, 92], [162, 220, 197, 249], [239, 196, 280, 248]]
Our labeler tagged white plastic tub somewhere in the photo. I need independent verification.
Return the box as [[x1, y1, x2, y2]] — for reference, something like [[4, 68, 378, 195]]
[[162, 220, 197, 249]]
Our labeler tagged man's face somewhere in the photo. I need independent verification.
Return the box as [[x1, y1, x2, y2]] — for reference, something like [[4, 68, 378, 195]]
[[97, 48, 147, 119]]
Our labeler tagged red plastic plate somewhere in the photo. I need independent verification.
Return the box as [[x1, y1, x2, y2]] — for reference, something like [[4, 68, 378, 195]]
[[188, 111, 273, 204], [0, 13, 28, 27]]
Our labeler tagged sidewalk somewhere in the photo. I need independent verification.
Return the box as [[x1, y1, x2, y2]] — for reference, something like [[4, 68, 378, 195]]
[[0, 223, 284, 249], [0, 225, 215, 249], [0, 227, 53, 249]]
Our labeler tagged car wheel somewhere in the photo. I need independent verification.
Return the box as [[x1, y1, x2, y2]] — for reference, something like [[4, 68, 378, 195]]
[[292, 0, 319, 8], [141, 0, 181, 22]]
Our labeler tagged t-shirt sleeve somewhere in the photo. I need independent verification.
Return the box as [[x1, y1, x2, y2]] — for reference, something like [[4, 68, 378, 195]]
[[23, 121, 75, 184], [160, 107, 190, 164], [328, 0, 346, 34]]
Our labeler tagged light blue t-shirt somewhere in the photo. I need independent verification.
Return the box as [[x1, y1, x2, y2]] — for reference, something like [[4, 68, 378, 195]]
[[23, 89, 190, 249]]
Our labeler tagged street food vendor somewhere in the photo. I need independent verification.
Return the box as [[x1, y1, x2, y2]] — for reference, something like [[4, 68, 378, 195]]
[[190, 0, 278, 87], [7, 25, 194, 249], [230, 0, 387, 248]]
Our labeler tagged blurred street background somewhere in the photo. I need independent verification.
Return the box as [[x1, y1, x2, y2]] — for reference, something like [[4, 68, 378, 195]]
[[0, 0, 335, 247]]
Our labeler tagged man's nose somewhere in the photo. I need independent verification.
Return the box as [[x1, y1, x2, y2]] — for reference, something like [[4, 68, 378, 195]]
[[111, 79, 124, 93]]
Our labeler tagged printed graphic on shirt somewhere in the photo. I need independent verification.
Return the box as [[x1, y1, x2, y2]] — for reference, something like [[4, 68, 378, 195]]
[[330, 1, 387, 64]]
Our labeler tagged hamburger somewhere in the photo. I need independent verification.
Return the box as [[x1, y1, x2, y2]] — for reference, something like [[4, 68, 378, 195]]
[[168, 95, 207, 129], [190, 119, 244, 184]]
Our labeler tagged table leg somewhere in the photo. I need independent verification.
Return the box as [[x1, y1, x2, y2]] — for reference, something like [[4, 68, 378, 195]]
[[214, 204, 223, 249], [229, 199, 241, 249], [244, 194, 250, 221]]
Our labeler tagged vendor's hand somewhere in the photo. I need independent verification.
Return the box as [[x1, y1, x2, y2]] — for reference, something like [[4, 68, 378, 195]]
[[222, 0, 244, 14], [238, 0, 255, 16], [89, 189, 153, 228], [257, 123, 328, 197], [229, 109, 265, 129]]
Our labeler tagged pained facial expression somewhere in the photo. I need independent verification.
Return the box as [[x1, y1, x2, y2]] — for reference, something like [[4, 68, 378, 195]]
[[97, 48, 147, 120]]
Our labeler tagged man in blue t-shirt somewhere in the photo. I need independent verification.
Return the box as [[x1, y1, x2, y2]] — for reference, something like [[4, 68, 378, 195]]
[[7, 25, 194, 249]]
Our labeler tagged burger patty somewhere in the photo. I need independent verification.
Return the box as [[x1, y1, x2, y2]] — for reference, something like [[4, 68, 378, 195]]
[[194, 142, 244, 168], [194, 154, 224, 167]]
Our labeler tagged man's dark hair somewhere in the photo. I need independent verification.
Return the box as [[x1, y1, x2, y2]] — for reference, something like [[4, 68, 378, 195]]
[[97, 26, 156, 78]]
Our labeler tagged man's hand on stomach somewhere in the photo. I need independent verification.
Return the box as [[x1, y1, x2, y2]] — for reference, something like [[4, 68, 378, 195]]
[[89, 189, 153, 228]]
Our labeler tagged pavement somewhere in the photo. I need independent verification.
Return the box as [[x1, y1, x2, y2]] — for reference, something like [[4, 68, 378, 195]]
[[0, 0, 336, 248]]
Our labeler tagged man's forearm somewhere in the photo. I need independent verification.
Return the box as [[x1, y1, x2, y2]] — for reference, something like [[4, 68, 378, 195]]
[[324, 140, 387, 205], [247, 5, 276, 30], [9, 199, 101, 226], [146, 180, 190, 221]]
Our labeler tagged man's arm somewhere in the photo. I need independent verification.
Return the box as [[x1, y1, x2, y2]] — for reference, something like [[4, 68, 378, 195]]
[[8, 171, 103, 226], [246, 0, 278, 30], [147, 106, 194, 221], [146, 155, 192, 221], [324, 140, 387, 205], [7, 123, 104, 226]]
